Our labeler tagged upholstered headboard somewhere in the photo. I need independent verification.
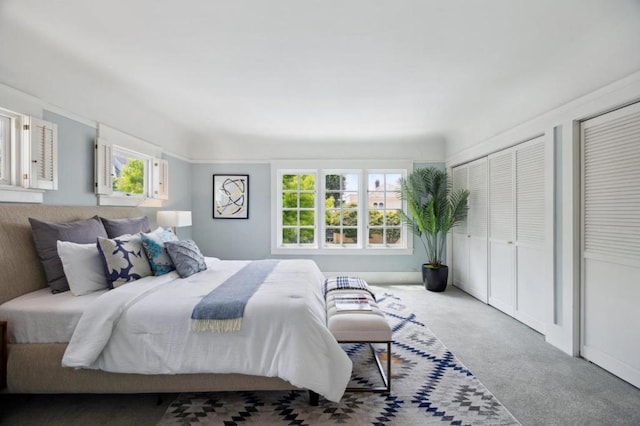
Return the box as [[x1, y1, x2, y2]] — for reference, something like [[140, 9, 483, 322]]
[[0, 204, 143, 305]]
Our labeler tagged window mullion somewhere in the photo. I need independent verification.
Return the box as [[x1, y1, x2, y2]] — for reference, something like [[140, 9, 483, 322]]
[[275, 166, 408, 253]]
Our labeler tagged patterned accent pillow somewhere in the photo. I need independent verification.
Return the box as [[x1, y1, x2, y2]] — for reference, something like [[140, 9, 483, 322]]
[[140, 227, 178, 276], [97, 234, 152, 289], [165, 240, 207, 278]]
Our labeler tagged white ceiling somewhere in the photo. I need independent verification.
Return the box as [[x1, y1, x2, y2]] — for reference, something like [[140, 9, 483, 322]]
[[1, 0, 640, 157]]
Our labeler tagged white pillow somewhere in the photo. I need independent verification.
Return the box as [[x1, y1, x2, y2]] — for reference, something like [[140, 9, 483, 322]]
[[57, 240, 108, 296]]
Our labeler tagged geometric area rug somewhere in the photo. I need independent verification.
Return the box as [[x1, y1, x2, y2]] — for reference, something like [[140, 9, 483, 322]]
[[158, 291, 520, 425]]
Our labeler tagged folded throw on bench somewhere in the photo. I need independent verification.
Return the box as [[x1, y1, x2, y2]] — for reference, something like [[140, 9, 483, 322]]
[[324, 276, 376, 300]]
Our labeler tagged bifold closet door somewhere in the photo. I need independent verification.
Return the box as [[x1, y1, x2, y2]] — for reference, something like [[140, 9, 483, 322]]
[[581, 101, 640, 388], [488, 150, 514, 315], [466, 158, 488, 302], [452, 166, 470, 291], [452, 158, 488, 302], [488, 137, 549, 332], [513, 137, 549, 333]]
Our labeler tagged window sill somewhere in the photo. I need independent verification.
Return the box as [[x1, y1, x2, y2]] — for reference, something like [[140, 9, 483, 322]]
[[271, 247, 413, 255], [0, 186, 44, 203], [97, 195, 164, 208]]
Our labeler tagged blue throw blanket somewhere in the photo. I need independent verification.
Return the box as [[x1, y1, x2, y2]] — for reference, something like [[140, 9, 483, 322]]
[[324, 276, 376, 300], [191, 259, 279, 332]]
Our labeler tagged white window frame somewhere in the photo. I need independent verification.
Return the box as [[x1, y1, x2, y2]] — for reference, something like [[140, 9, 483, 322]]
[[111, 145, 150, 199], [277, 169, 318, 248], [95, 124, 168, 207], [0, 107, 58, 203], [271, 160, 412, 255], [365, 169, 406, 250], [321, 169, 363, 249]]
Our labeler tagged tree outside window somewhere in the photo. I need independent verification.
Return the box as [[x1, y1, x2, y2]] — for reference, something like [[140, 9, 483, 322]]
[[113, 158, 145, 194]]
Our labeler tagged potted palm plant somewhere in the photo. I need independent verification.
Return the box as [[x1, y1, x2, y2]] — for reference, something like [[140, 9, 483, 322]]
[[399, 167, 469, 292]]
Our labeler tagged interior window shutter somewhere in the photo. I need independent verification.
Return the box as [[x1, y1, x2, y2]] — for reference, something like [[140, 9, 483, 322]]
[[27, 117, 58, 190], [0, 114, 10, 185], [94, 138, 113, 195], [152, 157, 169, 200], [516, 138, 546, 245], [452, 165, 468, 235], [489, 150, 514, 242]]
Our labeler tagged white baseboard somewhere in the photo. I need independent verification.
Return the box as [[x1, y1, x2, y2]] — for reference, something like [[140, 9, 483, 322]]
[[323, 271, 422, 285]]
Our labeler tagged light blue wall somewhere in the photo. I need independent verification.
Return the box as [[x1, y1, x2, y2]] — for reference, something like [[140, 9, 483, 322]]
[[192, 163, 272, 260], [42, 111, 97, 205], [191, 161, 446, 273], [39, 111, 192, 236], [159, 154, 193, 240], [37, 110, 444, 273]]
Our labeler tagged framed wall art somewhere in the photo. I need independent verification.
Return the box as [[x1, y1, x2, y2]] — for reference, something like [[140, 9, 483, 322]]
[[213, 174, 249, 219]]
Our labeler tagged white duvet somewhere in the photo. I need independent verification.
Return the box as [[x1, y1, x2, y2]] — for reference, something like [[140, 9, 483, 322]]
[[62, 258, 352, 402]]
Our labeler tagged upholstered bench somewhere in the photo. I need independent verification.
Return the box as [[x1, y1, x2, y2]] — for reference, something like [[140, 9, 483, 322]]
[[325, 278, 392, 393]]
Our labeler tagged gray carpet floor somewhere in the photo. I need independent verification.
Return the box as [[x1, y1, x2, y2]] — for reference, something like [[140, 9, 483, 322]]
[[1, 284, 638, 425]]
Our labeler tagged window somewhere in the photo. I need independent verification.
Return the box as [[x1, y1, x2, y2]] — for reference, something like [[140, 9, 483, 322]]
[[281, 172, 316, 245], [324, 171, 360, 246], [0, 107, 58, 203], [367, 172, 403, 247], [273, 161, 410, 254], [112, 146, 147, 196], [94, 124, 168, 206]]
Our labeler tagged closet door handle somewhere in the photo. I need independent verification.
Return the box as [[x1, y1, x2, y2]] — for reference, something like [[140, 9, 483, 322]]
[[507, 241, 513, 245]]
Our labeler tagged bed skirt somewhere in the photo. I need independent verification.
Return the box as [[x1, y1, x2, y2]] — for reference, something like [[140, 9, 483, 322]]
[[4, 343, 298, 394]]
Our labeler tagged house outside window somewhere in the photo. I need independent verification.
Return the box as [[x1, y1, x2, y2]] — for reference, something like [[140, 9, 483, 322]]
[[367, 172, 403, 247], [324, 171, 360, 246], [272, 160, 412, 255]]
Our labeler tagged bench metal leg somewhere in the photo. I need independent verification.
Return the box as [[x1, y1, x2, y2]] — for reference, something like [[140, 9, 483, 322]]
[[343, 341, 391, 394], [308, 390, 319, 406]]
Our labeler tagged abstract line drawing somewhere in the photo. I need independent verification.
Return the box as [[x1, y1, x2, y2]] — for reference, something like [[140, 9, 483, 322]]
[[213, 174, 249, 219]]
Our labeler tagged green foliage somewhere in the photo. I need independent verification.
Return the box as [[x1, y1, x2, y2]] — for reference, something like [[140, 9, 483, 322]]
[[113, 159, 144, 194], [399, 167, 469, 267], [368, 209, 401, 244], [325, 174, 346, 207], [281, 173, 317, 244]]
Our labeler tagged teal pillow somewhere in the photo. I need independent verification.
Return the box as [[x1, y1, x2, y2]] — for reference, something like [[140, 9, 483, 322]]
[[140, 227, 178, 276]]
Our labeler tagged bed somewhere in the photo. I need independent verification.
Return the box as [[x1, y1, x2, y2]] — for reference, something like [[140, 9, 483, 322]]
[[0, 204, 351, 403]]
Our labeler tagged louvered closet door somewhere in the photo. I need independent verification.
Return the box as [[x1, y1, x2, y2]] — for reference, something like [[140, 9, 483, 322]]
[[452, 165, 469, 290], [488, 150, 514, 315], [467, 158, 488, 303], [581, 102, 640, 388], [514, 137, 548, 333]]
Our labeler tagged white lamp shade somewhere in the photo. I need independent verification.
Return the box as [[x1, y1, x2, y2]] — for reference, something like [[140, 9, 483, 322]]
[[157, 211, 192, 228]]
